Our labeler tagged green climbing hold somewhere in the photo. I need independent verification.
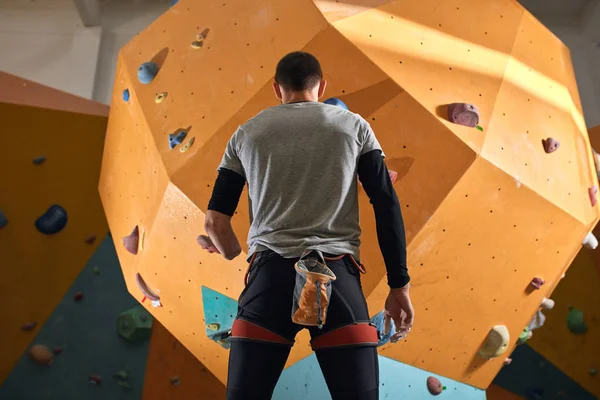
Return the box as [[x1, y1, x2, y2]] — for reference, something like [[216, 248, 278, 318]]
[[443, 386, 447, 391], [567, 307, 588, 334], [114, 370, 129, 380], [93, 266, 100, 275], [476, 125, 484, 132], [117, 306, 153, 343], [517, 327, 532, 345]]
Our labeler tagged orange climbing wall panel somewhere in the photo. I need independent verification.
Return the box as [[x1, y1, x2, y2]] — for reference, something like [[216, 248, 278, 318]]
[[99, 0, 597, 389], [0, 75, 108, 384], [143, 320, 225, 400]]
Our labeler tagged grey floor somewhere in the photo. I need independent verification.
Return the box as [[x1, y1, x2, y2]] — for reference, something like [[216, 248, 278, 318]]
[[0, 234, 149, 400]]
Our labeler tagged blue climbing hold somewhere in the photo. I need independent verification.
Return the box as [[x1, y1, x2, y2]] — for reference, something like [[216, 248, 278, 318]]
[[370, 310, 396, 346], [35, 205, 68, 235], [0, 210, 8, 229], [33, 156, 46, 165], [324, 97, 349, 110], [137, 62, 159, 85], [168, 130, 188, 150], [170, 0, 179, 6], [122, 89, 130, 102]]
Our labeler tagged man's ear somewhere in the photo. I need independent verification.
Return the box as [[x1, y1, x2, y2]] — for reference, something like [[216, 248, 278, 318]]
[[273, 81, 283, 100], [317, 79, 327, 99]]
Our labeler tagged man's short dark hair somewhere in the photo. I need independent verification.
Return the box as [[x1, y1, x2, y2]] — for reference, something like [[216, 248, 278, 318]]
[[275, 51, 323, 92]]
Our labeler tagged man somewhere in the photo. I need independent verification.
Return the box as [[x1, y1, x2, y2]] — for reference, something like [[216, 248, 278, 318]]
[[202, 51, 414, 400]]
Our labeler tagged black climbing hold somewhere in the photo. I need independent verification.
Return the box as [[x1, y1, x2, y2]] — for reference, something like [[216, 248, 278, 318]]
[[33, 156, 46, 165], [0, 210, 7, 229], [35, 205, 68, 235], [169, 130, 188, 150], [138, 62, 159, 84], [324, 97, 348, 110], [122, 89, 130, 102]]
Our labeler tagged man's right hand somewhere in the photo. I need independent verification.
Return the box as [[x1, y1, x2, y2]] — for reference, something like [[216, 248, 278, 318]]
[[384, 284, 415, 343]]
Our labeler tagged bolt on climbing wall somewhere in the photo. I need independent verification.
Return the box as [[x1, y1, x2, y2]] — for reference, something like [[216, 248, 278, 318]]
[[99, 0, 599, 389]]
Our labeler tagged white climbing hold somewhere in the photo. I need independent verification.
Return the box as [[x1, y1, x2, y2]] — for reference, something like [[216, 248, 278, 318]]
[[592, 148, 600, 178], [583, 232, 598, 250], [541, 298, 555, 310], [478, 325, 510, 358]]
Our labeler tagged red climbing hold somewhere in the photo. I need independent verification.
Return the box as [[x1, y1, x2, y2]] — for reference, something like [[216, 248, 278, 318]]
[[590, 186, 598, 207], [52, 346, 63, 356], [448, 103, 480, 128], [21, 322, 37, 331], [542, 138, 560, 154], [74, 292, 84, 301], [89, 375, 102, 385], [426, 376, 443, 395], [123, 226, 140, 255], [530, 277, 545, 290], [85, 235, 97, 245]]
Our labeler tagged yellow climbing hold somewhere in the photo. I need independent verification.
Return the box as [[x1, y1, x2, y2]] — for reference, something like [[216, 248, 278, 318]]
[[206, 323, 220, 331], [155, 92, 168, 103], [180, 137, 195, 153], [140, 230, 145, 251], [191, 40, 203, 49]]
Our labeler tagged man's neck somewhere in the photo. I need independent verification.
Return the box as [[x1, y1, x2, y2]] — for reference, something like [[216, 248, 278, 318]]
[[282, 92, 318, 104]]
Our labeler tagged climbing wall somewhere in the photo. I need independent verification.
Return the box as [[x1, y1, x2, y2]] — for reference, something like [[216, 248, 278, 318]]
[[99, 0, 598, 390], [0, 73, 109, 384]]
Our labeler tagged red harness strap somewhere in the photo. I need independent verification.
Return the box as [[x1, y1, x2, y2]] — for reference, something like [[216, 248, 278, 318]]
[[311, 322, 378, 350], [231, 319, 294, 346]]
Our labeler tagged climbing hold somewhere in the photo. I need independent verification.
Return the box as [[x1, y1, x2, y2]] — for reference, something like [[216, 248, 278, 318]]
[[137, 62, 159, 85], [168, 130, 188, 150], [448, 103, 480, 128], [180, 137, 195, 153], [191, 40, 203, 49], [542, 138, 560, 153], [93, 266, 100, 275], [155, 92, 167, 103], [123, 225, 140, 255], [517, 327, 533, 345], [0, 210, 7, 229], [589, 186, 598, 207], [370, 310, 396, 346], [52, 347, 63, 356], [530, 277, 545, 290], [590, 368, 598, 376], [478, 325, 510, 358], [206, 323, 220, 331], [528, 309, 547, 331], [74, 292, 83, 301], [122, 89, 130, 102], [21, 321, 37, 331], [170, 376, 181, 386], [89, 375, 102, 385], [566, 307, 588, 334], [583, 233, 598, 250], [426, 376, 443, 396], [118, 381, 132, 389], [114, 370, 129, 380], [33, 156, 46, 165], [324, 97, 349, 110], [504, 358, 512, 366], [476, 125, 484, 132], [85, 235, 97, 245], [35, 205, 68, 235], [136, 273, 160, 301], [541, 298, 555, 310], [29, 344, 53, 365], [592, 149, 600, 177], [117, 305, 153, 343]]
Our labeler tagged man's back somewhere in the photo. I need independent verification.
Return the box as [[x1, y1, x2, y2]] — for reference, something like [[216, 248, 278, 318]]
[[220, 101, 383, 259]]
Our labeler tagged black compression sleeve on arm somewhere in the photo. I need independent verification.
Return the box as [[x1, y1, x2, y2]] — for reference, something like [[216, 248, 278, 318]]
[[357, 150, 410, 288], [207, 168, 246, 217]]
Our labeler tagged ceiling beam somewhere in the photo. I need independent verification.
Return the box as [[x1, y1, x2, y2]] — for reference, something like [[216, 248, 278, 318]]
[[73, 0, 101, 27], [582, 0, 600, 43]]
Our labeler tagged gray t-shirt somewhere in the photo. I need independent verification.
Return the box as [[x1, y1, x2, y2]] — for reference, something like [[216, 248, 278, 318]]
[[218, 101, 384, 261]]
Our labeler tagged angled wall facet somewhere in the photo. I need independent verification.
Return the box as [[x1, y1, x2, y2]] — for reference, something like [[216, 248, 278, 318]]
[[0, 73, 109, 384], [100, 0, 598, 389]]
